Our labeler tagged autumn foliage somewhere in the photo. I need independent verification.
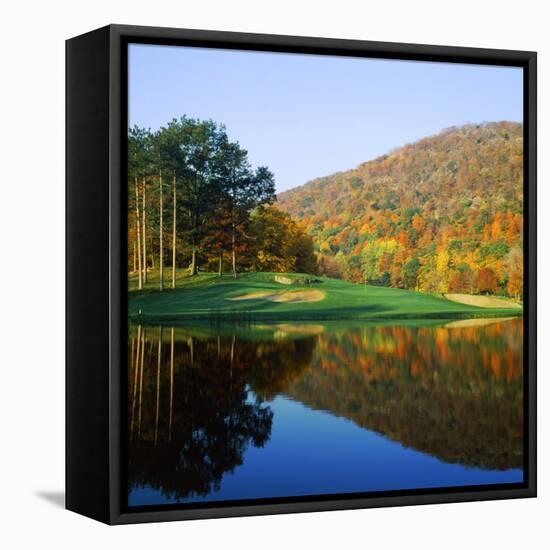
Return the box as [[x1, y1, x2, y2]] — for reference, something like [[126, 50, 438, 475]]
[[278, 122, 524, 298]]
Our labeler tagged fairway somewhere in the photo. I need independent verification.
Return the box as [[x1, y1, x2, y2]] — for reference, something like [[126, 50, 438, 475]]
[[128, 270, 523, 323]]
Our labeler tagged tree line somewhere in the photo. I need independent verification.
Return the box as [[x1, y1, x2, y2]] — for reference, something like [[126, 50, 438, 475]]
[[128, 116, 315, 290], [279, 122, 524, 299]]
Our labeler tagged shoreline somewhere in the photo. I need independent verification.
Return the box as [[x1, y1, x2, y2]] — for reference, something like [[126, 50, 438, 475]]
[[129, 310, 523, 327]]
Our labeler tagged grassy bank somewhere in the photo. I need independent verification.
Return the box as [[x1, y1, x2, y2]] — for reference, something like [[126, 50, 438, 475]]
[[128, 270, 523, 323]]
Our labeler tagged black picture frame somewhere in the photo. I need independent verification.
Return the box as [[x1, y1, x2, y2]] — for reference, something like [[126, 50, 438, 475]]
[[66, 24, 537, 525]]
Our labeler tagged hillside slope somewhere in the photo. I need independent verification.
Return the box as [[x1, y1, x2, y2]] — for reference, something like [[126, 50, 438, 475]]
[[277, 122, 524, 297]]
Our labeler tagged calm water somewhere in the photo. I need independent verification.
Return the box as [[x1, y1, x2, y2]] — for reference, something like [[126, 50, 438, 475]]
[[127, 318, 524, 507]]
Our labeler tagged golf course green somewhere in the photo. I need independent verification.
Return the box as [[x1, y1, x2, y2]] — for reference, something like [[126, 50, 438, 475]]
[[128, 270, 522, 324]]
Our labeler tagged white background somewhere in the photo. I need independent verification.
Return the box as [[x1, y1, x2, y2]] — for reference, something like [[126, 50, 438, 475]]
[[0, 0, 547, 547]]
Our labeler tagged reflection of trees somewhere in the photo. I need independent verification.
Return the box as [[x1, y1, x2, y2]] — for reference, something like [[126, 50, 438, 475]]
[[286, 319, 524, 470], [127, 319, 523, 503], [246, 336, 316, 400], [127, 327, 314, 501]]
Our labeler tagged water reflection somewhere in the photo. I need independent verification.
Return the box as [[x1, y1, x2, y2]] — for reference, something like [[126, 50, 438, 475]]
[[127, 325, 314, 501], [127, 318, 523, 505]]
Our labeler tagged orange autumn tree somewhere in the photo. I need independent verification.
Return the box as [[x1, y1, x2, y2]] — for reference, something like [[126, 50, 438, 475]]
[[476, 268, 498, 294]]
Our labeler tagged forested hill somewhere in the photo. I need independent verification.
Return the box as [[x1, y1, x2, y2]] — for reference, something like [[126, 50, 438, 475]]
[[277, 122, 524, 297]]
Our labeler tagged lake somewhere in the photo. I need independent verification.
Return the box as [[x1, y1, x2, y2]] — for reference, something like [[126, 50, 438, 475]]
[[126, 317, 523, 507]]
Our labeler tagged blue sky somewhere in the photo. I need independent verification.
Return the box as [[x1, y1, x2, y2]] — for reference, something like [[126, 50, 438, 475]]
[[129, 44, 523, 193]]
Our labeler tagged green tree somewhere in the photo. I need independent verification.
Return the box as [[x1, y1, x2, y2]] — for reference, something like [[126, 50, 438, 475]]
[[403, 257, 420, 289], [128, 126, 154, 289], [217, 142, 276, 277], [177, 119, 227, 275]]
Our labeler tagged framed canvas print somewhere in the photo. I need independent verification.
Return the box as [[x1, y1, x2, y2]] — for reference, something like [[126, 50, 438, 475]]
[[66, 24, 536, 525]]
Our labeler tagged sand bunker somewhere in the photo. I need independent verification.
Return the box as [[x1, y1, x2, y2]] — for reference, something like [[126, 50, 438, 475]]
[[444, 317, 516, 329], [273, 275, 293, 285], [444, 293, 522, 309], [228, 289, 325, 303]]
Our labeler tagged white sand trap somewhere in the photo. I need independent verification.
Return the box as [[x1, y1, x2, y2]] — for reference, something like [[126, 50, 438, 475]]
[[444, 293, 522, 309], [228, 289, 325, 303], [273, 275, 293, 285], [444, 317, 516, 329]]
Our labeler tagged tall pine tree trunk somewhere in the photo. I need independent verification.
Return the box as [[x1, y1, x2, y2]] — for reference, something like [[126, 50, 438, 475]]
[[135, 178, 143, 290], [231, 189, 238, 278], [231, 223, 237, 278], [172, 175, 177, 289], [218, 250, 223, 277], [159, 173, 164, 291], [142, 179, 147, 285], [150, 236, 155, 269], [133, 241, 137, 273], [190, 246, 197, 276]]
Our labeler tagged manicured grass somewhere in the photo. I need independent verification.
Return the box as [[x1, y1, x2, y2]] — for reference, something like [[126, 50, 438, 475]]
[[128, 269, 523, 323]]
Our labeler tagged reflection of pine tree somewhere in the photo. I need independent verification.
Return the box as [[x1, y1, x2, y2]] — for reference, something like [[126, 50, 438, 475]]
[[127, 328, 314, 501]]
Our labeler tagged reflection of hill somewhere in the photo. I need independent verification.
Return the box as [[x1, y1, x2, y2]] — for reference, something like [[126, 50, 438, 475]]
[[127, 319, 523, 503], [285, 319, 524, 470], [127, 328, 314, 501]]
